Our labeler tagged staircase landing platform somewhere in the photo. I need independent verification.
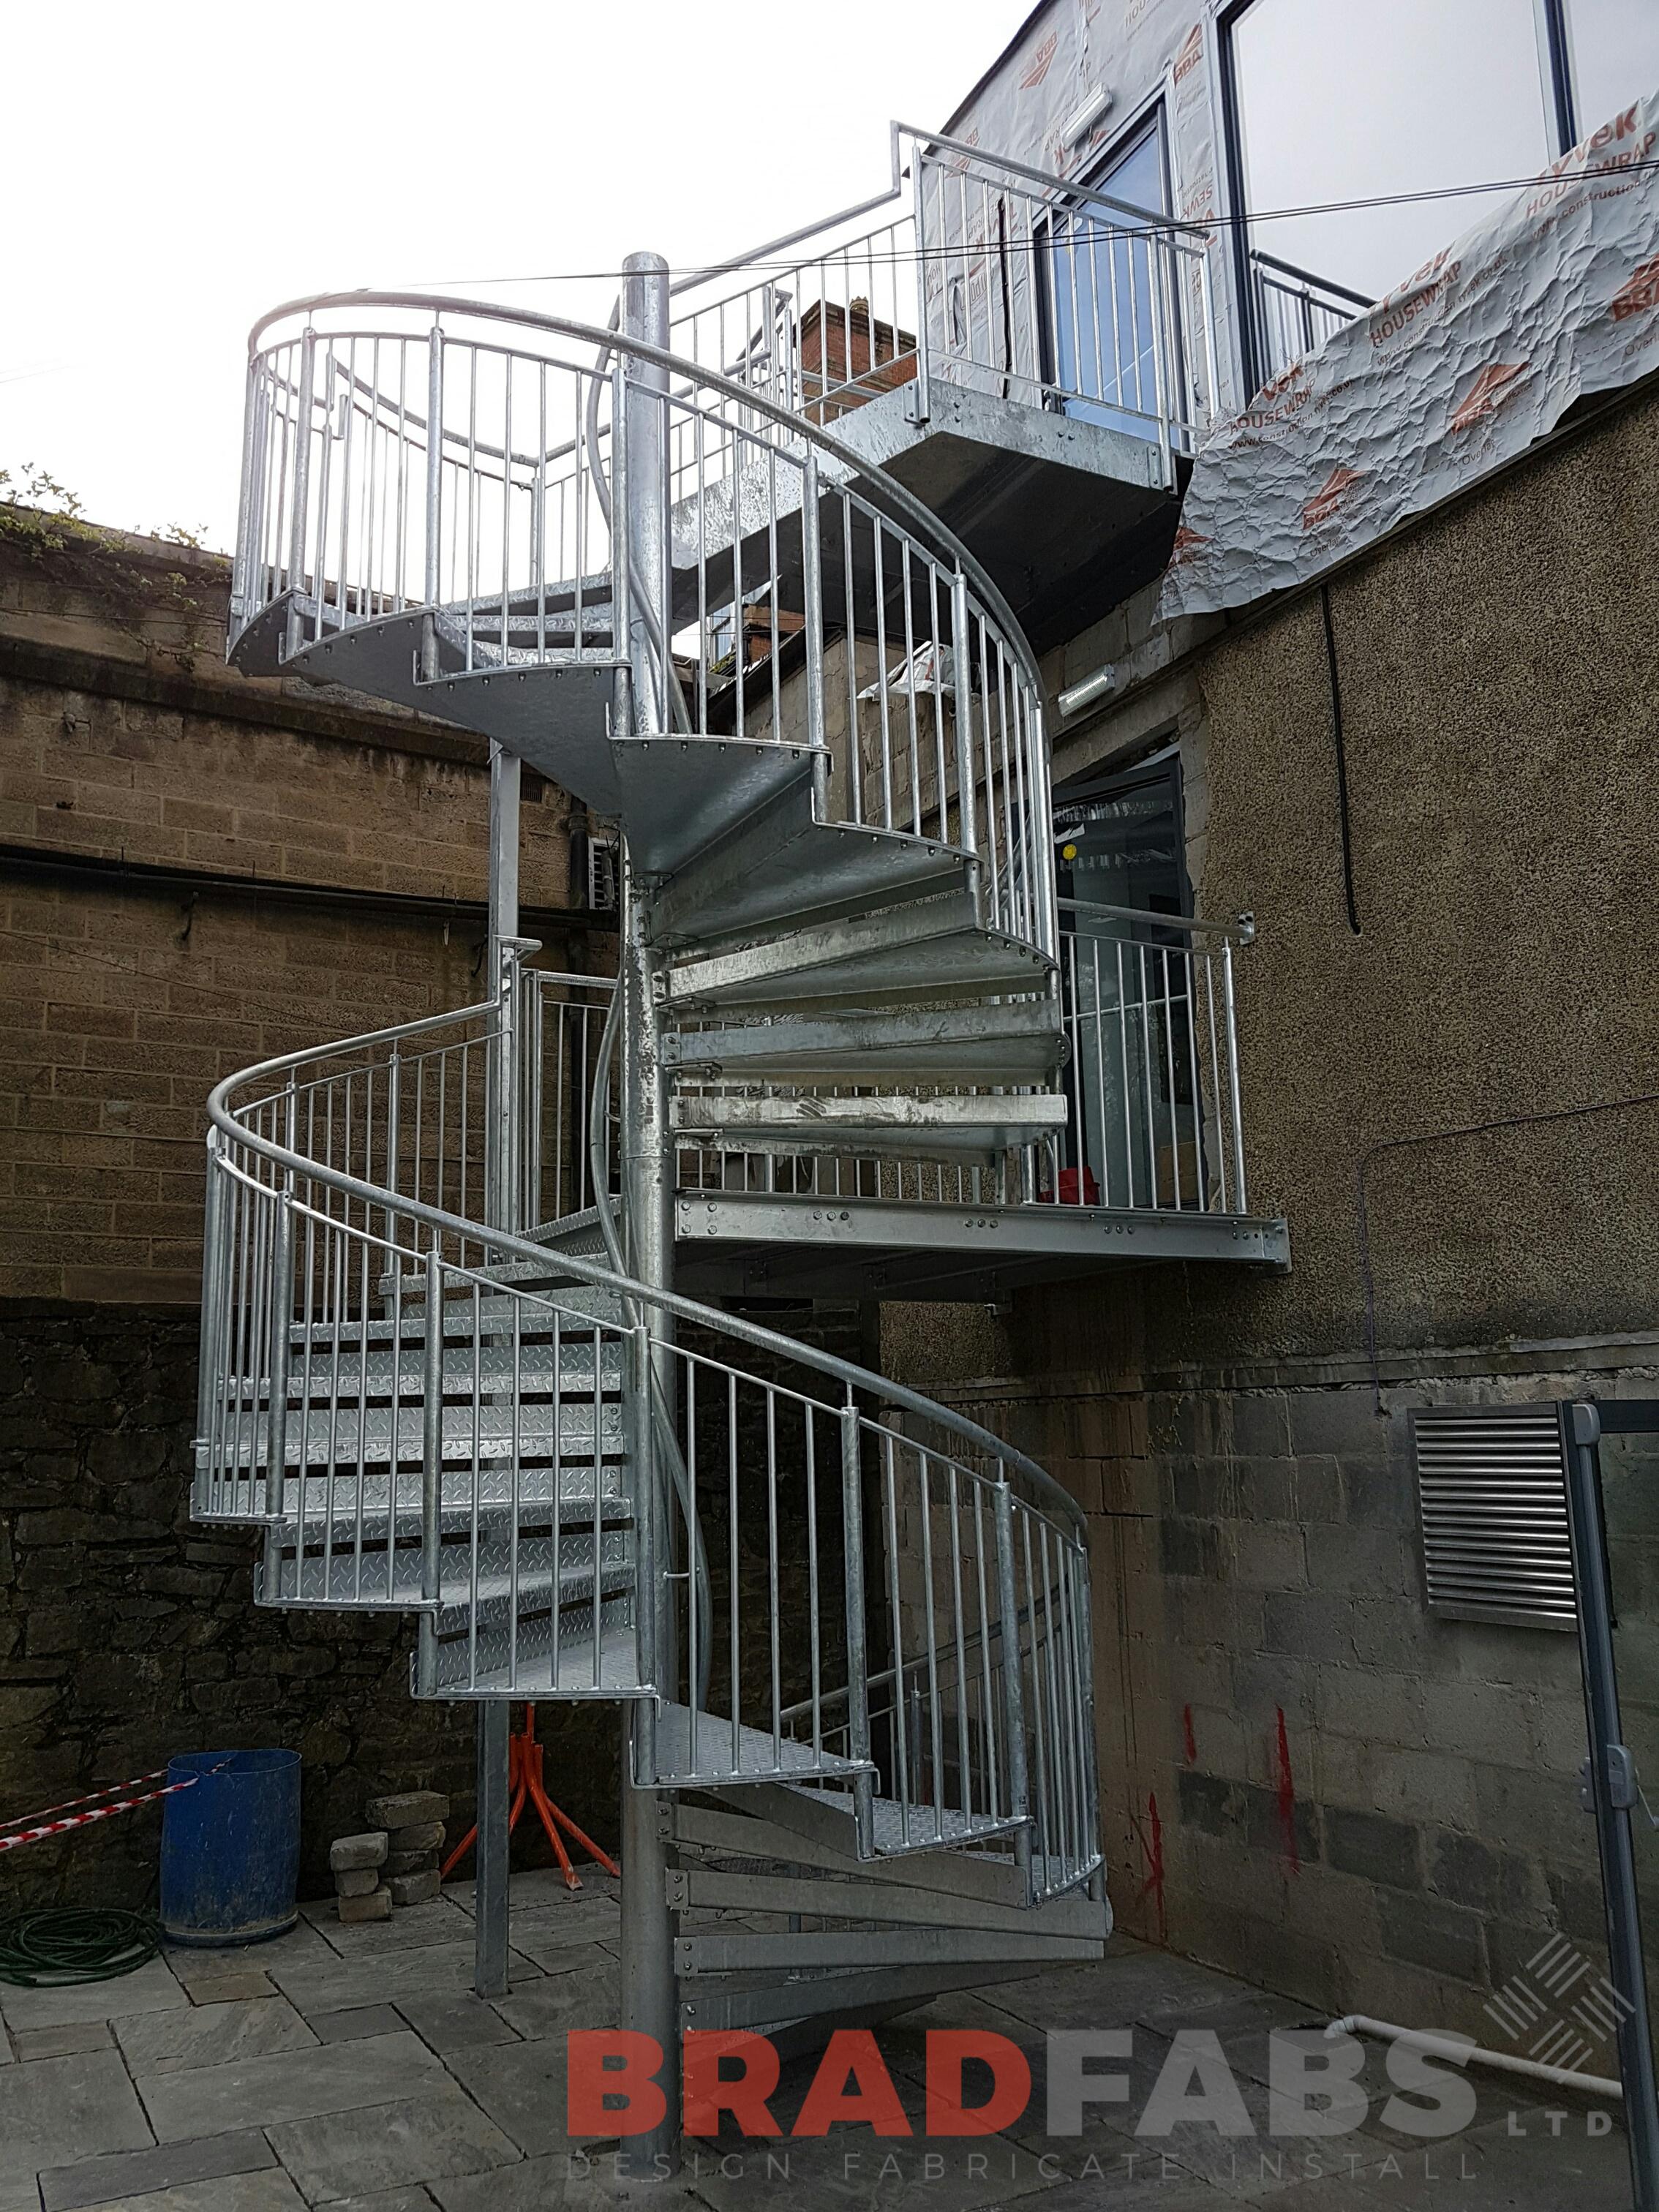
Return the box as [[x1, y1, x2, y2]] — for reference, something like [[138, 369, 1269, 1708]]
[[672, 1188, 1291, 1301]]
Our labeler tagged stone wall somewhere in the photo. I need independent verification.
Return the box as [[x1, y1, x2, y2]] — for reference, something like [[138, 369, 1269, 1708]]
[[0, 514, 620, 1901], [883, 382, 1659, 2040], [0, 1307, 622, 1908]]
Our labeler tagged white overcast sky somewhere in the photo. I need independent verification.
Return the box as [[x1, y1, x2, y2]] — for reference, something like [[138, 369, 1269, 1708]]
[[1, 0, 1032, 549]]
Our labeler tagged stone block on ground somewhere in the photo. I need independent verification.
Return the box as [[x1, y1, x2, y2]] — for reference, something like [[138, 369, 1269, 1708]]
[[364, 1791, 448, 1830], [336, 1888, 392, 1925], [385, 1820, 445, 1854], [388, 1868, 442, 1907], [334, 1867, 380, 1899], [329, 1832, 388, 1874], [384, 1846, 441, 1878]]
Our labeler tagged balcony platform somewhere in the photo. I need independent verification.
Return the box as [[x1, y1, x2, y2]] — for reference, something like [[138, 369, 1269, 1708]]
[[830, 382, 1184, 650], [670, 1188, 1290, 1302]]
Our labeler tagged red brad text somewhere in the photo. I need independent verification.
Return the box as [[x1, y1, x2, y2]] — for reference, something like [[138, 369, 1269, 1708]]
[[568, 2028, 1029, 2138]]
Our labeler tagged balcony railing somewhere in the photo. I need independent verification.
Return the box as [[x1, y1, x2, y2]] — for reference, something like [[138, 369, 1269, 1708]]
[[1247, 248, 1372, 390], [665, 900, 1257, 1227], [668, 124, 1220, 482], [1042, 898, 1251, 1216]]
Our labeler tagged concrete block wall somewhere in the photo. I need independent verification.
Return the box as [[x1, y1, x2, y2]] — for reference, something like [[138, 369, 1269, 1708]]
[[885, 1309, 1644, 2044]]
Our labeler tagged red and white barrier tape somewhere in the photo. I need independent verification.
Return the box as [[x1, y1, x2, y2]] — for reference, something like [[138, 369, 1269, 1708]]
[[0, 1771, 200, 1854]]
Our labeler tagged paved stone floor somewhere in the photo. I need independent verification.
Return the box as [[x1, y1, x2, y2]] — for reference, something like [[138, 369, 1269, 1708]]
[[0, 1872, 1633, 2209]]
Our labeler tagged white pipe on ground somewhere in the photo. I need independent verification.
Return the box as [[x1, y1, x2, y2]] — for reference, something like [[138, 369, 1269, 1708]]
[[1327, 2013, 1622, 2101]]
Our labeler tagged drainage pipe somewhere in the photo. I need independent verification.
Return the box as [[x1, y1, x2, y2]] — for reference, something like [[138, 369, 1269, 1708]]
[[1327, 2013, 1622, 2102]]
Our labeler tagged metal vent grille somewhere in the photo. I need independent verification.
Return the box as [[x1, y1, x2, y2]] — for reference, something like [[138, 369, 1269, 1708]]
[[1410, 1404, 1576, 1631], [586, 835, 619, 912]]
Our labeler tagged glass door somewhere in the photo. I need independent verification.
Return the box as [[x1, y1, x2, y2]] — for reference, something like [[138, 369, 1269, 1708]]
[[1052, 750, 1195, 1208], [1043, 113, 1173, 437]]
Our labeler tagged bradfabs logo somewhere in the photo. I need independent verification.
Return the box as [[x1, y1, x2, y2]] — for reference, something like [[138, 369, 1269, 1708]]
[[565, 2021, 1485, 2145]]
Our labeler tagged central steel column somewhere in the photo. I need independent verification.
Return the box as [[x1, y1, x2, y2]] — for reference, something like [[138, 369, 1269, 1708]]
[[474, 737, 522, 2000], [616, 249, 680, 2177]]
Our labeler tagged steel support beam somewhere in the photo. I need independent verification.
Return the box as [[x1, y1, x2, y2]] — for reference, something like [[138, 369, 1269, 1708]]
[[617, 248, 681, 2179], [473, 735, 522, 2001]]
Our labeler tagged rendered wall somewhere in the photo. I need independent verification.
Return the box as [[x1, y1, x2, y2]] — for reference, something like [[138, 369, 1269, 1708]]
[[884, 380, 1659, 2039]]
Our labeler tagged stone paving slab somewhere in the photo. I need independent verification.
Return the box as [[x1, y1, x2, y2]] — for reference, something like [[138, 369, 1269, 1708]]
[[331, 2192, 442, 2212], [137, 2028, 451, 2142], [114, 1994, 319, 2075], [982, 2172, 1220, 2212], [266, 2083, 521, 2203], [311, 2006, 410, 2044], [1349, 2115, 1633, 2208], [443, 2037, 599, 2156], [443, 1868, 620, 1919], [686, 2137, 1056, 2212], [266, 1939, 542, 2019], [394, 1991, 522, 2053], [329, 2192, 441, 2211], [0, 2051, 154, 2212], [985, 1946, 1261, 2036], [305, 1897, 476, 1956], [0, 1955, 187, 2032], [13, 2022, 114, 2060], [38, 2129, 277, 2212], [172, 1968, 278, 2005], [504, 1902, 622, 1974], [489, 1957, 617, 2044], [88, 2174, 307, 2212], [429, 2161, 699, 2211]]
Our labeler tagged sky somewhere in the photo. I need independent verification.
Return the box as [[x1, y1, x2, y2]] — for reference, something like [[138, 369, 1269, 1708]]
[[1, 0, 1034, 549]]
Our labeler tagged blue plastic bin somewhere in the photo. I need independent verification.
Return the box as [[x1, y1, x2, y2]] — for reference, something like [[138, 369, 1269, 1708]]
[[159, 1748, 301, 1946]]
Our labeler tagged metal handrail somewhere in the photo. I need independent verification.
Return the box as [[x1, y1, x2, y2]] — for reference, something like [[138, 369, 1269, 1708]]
[[665, 120, 1218, 464], [1059, 894, 1254, 943], [205, 1015, 1086, 1540], [236, 295, 1056, 960], [900, 120, 1213, 242], [244, 292, 1042, 706], [1246, 247, 1372, 310]]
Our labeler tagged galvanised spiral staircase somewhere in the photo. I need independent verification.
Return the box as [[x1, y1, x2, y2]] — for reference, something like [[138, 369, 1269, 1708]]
[[194, 263, 1107, 2129]]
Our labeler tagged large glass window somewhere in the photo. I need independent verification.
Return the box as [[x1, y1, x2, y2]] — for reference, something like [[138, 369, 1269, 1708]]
[[1563, 0, 1659, 137], [1230, 0, 1551, 306], [1225, 0, 1659, 394]]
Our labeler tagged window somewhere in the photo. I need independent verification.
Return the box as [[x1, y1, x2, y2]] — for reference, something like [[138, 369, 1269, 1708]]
[[1041, 111, 1175, 438], [1562, 0, 1659, 139], [1219, 0, 1642, 393], [1227, 0, 1550, 306]]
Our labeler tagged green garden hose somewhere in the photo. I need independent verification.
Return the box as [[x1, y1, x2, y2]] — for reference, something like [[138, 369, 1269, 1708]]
[[0, 1907, 161, 1987]]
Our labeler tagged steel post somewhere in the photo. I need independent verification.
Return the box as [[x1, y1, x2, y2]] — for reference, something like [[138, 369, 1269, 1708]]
[[471, 735, 522, 2001], [618, 247, 681, 2178], [1565, 1404, 1659, 2209]]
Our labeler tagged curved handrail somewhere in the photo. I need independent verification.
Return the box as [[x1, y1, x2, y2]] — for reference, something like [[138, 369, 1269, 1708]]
[[206, 1014, 1087, 1541], [244, 290, 1043, 706]]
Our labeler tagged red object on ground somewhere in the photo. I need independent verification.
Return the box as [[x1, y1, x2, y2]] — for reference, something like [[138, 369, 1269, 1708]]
[[441, 1704, 620, 1891], [1057, 1167, 1100, 1206]]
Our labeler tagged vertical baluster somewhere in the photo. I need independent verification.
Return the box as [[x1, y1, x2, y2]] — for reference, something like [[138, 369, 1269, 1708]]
[[728, 1371, 740, 1775], [881, 1432, 910, 1845], [992, 1481, 1031, 1889], [1222, 936, 1248, 1214], [418, 1250, 445, 1696]]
